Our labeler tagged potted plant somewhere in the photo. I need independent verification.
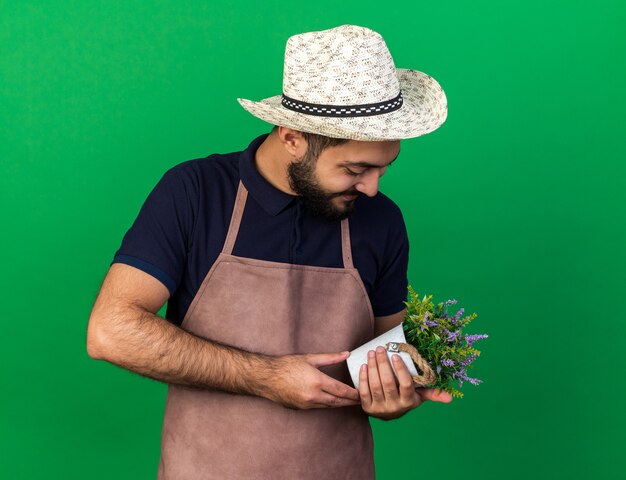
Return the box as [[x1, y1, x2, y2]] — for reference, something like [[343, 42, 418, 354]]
[[347, 286, 488, 398]]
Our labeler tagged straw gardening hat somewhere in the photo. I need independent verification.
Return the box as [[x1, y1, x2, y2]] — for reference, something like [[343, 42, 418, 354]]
[[237, 24, 448, 141]]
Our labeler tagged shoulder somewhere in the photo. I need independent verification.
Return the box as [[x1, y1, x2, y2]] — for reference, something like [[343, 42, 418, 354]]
[[164, 150, 240, 187], [137, 150, 242, 230]]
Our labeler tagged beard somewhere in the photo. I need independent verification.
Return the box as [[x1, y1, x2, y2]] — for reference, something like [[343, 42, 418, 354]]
[[287, 150, 359, 221]]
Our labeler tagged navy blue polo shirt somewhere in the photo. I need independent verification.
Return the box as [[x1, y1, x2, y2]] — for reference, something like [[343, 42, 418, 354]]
[[111, 133, 409, 326]]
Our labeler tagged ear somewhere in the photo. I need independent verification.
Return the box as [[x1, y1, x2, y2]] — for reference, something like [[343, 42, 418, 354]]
[[277, 127, 308, 158]]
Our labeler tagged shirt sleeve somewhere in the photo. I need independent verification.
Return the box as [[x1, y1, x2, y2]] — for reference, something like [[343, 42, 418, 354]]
[[369, 206, 409, 317], [111, 164, 196, 295]]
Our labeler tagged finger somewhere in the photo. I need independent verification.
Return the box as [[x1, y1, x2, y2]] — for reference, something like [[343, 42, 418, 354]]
[[375, 346, 399, 401], [392, 354, 418, 400], [305, 351, 351, 368], [416, 387, 454, 403], [367, 350, 384, 402], [358, 364, 372, 408], [313, 392, 361, 408], [320, 375, 360, 401]]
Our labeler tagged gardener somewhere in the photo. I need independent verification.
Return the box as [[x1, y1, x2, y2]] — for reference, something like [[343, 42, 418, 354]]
[[87, 25, 452, 479]]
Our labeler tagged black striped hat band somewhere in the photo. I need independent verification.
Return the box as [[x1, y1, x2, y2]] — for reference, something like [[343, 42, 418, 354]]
[[281, 91, 403, 117]]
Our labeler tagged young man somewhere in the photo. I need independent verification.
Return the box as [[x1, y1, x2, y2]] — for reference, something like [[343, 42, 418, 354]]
[[87, 25, 450, 479]]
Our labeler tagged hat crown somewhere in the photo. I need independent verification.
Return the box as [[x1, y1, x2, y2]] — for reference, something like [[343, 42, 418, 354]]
[[282, 25, 400, 106]]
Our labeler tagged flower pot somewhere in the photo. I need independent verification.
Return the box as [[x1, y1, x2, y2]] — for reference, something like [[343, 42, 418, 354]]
[[346, 324, 420, 389]]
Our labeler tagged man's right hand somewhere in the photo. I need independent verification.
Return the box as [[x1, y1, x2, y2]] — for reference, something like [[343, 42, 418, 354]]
[[259, 351, 360, 409]]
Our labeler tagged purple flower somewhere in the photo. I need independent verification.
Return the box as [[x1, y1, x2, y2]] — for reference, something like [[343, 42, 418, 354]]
[[452, 368, 467, 378], [452, 368, 467, 387], [445, 329, 461, 343], [421, 312, 439, 330], [460, 373, 483, 386], [460, 354, 478, 367], [449, 307, 465, 325], [445, 299, 458, 305], [441, 358, 455, 367], [464, 334, 489, 347]]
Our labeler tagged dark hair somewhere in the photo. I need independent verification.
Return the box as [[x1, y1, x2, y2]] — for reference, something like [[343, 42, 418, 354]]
[[271, 125, 349, 159]]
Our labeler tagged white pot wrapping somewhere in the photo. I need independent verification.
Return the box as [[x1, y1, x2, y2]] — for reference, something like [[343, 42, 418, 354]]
[[346, 324, 420, 389]]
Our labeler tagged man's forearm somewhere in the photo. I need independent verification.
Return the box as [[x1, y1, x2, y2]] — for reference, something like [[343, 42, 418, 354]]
[[88, 306, 275, 397]]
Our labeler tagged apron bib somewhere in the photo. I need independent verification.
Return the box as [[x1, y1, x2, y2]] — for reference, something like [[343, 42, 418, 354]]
[[157, 180, 376, 479]]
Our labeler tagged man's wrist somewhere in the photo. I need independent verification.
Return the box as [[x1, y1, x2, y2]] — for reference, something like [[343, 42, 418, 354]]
[[242, 354, 284, 402], [213, 342, 279, 400]]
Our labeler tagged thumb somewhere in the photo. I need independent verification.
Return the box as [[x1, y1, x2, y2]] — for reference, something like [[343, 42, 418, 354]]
[[417, 387, 454, 403], [305, 351, 351, 368]]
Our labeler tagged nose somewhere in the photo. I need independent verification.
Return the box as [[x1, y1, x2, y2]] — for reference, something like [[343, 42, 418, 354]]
[[354, 168, 383, 197]]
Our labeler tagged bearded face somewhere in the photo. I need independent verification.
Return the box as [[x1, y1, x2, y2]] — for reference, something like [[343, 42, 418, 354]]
[[287, 148, 360, 221]]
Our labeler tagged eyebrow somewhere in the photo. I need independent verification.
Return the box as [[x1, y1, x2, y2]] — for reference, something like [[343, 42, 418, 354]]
[[339, 151, 401, 169]]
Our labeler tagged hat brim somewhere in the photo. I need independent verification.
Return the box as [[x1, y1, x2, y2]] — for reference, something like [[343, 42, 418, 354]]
[[237, 69, 448, 141]]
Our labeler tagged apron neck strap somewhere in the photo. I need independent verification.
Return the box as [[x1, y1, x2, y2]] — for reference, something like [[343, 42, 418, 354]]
[[340, 219, 354, 269], [223, 180, 248, 255], [223, 180, 355, 269]]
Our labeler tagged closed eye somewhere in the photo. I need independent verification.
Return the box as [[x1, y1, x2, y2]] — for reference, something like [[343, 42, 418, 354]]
[[343, 157, 396, 177], [345, 168, 366, 176]]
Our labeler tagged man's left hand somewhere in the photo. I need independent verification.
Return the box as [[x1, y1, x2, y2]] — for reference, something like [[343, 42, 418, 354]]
[[358, 346, 453, 420]]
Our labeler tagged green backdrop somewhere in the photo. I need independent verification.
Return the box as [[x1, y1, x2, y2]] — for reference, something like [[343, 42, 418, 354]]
[[2, 1, 625, 478]]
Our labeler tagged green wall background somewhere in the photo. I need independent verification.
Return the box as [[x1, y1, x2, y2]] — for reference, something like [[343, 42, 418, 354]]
[[2, 1, 625, 478]]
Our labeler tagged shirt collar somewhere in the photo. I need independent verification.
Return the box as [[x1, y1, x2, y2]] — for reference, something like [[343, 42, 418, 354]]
[[239, 133, 296, 216]]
